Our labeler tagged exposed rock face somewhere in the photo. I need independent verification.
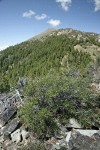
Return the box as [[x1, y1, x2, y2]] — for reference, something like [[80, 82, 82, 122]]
[[3, 118, 20, 138], [49, 129, 100, 150], [68, 131, 100, 150], [11, 129, 21, 143], [0, 90, 22, 128], [0, 143, 3, 150], [0, 91, 26, 149], [0, 106, 17, 127]]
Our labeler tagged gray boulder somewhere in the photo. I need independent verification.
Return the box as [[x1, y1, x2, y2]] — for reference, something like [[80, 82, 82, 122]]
[[3, 118, 20, 139], [4, 140, 17, 150], [68, 132, 100, 150], [73, 129, 100, 137], [67, 118, 82, 129], [11, 129, 21, 143], [0, 144, 3, 150], [21, 129, 29, 141], [0, 136, 4, 143], [0, 94, 9, 113], [0, 106, 17, 127]]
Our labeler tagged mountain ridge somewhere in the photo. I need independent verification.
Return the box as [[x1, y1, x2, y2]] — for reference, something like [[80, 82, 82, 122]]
[[28, 28, 100, 43]]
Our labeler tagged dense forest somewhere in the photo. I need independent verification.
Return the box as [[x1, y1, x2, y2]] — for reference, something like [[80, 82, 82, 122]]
[[0, 32, 95, 87]]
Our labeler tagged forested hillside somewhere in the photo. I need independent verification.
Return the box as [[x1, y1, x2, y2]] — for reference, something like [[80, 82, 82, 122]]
[[0, 28, 100, 149], [1, 28, 100, 87]]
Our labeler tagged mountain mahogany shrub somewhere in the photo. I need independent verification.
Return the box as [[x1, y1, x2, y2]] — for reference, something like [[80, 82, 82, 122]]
[[18, 72, 99, 137]]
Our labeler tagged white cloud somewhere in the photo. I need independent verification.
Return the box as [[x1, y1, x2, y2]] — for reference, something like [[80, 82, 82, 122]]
[[56, 0, 72, 11], [0, 45, 9, 51], [47, 19, 61, 27], [22, 10, 35, 18], [35, 14, 47, 20], [93, 0, 100, 11]]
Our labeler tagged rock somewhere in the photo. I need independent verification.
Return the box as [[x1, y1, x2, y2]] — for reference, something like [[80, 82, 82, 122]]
[[58, 139, 67, 148], [67, 118, 82, 129], [68, 131, 100, 150], [74, 129, 100, 137], [0, 94, 9, 114], [11, 129, 21, 143], [0, 106, 17, 127], [21, 129, 29, 141], [55, 121, 67, 139], [0, 143, 3, 150], [66, 131, 71, 144], [50, 140, 67, 150], [0, 136, 4, 143], [18, 77, 27, 88], [5, 141, 17, 150], [52, 143, 61, 150], [3, 118, 20, 138], [48, 137, 57, 145]]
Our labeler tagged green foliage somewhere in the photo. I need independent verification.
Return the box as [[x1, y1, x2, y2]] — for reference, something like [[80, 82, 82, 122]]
[[96, 55, 100, 66], [0, 74, 10, 93], [0, 35, 92, 86], [18, 71, 100, 137]]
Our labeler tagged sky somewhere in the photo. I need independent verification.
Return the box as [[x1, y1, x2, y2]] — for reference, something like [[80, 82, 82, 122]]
[[0, 0, 100, 50]]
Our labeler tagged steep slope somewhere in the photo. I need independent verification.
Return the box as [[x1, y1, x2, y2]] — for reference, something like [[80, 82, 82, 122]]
[[0, 28, 100, 149], [0, 28, 100, 86]]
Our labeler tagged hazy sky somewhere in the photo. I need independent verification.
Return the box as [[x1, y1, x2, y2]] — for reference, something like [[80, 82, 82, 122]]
[[0, 0, 100, 50]]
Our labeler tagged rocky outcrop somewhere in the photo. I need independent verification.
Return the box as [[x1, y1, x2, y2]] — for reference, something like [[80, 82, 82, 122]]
[[48, 129, 100, 150], [0, 91, 26, 150], [3, 118, 20, 139], [0, 106, 17, 127], [0, 90, 22, 128], [68, 130, 100, 150]]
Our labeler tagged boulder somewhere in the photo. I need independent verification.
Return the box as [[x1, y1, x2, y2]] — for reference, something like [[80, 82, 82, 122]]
[[73, 129, 100, 137], [0, 94, 9, 113], [0, 106, 17, 127], [4, 140, 17, 150], [0, 143, 3, 150], [68, 131, 100, 150], [11, 129, 21, 143], [51, 143, 61, 150], [52, 130, 100, 150], [3, 118, 20, 136], [0, 136, 4, 143], [21, 129, 29, 141], [67, 118, 82, 129]]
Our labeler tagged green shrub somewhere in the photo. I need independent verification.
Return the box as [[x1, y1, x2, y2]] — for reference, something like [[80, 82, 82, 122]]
[[18, 71, 100, 137]]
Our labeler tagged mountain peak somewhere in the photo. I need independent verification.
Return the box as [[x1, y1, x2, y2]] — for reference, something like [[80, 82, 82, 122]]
[[29, 28, 57, 42]]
